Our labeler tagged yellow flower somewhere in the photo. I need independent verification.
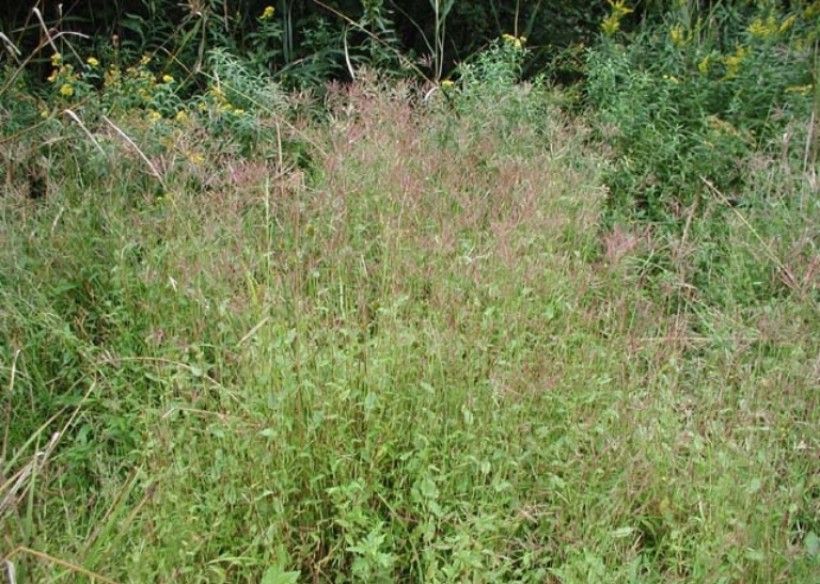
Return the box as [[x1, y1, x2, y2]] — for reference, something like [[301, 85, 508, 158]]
[[86, 56, 100, 68], [47, 69, 59, 83], [39, 108, 50, 119], [723, 45, 748, 79], [706, 116, 747, 142], [50, 52, 62, 66], [175, 110, 190, 123], [260, 5, 275, 20], [188, 152, 205, 166], [608, 0, 633, 18], [785, 84, 813, 96], [104, 66, 121, 87], [502, 33, 525, 49], [146, 110, 162, 123], [59, 83, 74, 97], [779, 14, 797, 34], [140, 54, 152, 66], [601, 2, 631, 36], [697, 55, 710, 75], [662, 74, 680, 84], [441, 79, 455, 89], [601, 14, 621, 36], [748, 16, 778, 39], [669, 25, 686, 47], [162, 74, 175, 84]]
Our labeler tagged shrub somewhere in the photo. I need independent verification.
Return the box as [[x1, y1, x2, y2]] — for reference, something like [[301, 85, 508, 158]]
[[586, 1, 816, 224]]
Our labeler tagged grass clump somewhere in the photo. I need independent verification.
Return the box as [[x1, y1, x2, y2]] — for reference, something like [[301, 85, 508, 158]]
[[1, 20, 818, 584]]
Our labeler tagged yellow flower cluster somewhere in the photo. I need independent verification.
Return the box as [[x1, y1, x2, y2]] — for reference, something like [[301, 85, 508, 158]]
[[187, 151, 205, 166], [669, 25, 686, 47], [723, 45, 749, 79], [260, 6, 275, 20], [441, 79, 455, 89], [208, 85, 245, 115], [501, 33, 526, 49], [697, 55, 711, 75], [86, 56, 100, 68], [601, 1, 633, 36], [104, 65, 121, 89], [47, 55, 80, 99], [779, 15, 797, 34], [706, 115, 749, 142], [747, 13, 799, 39], [785, 84, 813, 96], [747, 15, 779, 39]]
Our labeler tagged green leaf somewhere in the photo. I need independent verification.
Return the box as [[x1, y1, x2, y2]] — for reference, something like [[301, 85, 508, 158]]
[[612, 526, 636, 539], [261, 564, 300, 584], [805, 532, 819, 558], [419, 477, 439, 500]]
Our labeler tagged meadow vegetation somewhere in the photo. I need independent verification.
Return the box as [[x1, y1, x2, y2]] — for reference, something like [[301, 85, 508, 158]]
[[1, 1, 817, 582]]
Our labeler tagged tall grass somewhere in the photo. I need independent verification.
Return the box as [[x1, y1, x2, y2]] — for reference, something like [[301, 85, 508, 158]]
[[1, 15, 818, 584]]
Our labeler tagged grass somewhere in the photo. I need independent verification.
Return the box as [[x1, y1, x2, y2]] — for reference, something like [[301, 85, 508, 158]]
[[1, 74, 818, 582]]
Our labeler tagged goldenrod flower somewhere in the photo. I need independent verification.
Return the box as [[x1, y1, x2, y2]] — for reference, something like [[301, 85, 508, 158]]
[[175, 110, 190, 123], [501, 33, 523, 49], [147, 110, 162, 123], [669, 25, 686, 47], [697, 55, 710, 75], [50, 52, 62, 66], [104, 66, 121, 87], [608, 0, 633, 17], [140, 54, 152, 66], [723, 45, 748, 78], [785, 84, 812, 96], [86, 56, 100, 68], [162, 74, 175, 84], [601, 14, 621, 36], [59, 83, 74, 97], [779, 14, 797, 33], [441, 79, 455, 89], [748, 16, 778, 39], [260, 5, 275, 20], [602, 0, 633, 36]]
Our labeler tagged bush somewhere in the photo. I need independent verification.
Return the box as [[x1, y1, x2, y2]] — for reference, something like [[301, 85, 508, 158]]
[[586, 1, 816, 224]]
